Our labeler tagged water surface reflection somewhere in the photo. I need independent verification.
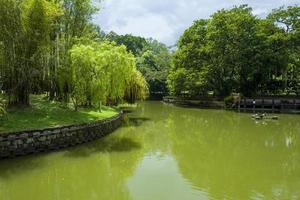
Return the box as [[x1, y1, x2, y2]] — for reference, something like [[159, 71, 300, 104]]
[[0, 101, 300, 200]]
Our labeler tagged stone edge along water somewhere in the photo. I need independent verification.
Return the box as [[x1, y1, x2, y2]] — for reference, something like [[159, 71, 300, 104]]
[[0, 112, 123, 159]]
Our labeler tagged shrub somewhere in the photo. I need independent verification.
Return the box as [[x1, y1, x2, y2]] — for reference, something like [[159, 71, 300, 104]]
[[224, 94, 240, 109]]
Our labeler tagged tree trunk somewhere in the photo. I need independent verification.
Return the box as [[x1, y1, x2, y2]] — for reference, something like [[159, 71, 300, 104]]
[[17, 88, 30, 106], [99, 101, 102, 113], [9, 86, 30, 107]]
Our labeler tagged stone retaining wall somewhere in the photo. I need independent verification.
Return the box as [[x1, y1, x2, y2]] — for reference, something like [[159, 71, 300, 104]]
[[0, 113, 123, 159]]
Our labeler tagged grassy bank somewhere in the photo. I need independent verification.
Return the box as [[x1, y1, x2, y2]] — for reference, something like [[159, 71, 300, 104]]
[[0, 96, 118, 133]]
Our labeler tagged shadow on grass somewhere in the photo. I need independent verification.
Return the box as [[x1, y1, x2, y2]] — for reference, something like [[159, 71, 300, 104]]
[[64, 136, 142, 158], [1, 95, 117, 133], [123, 116, 151, 127]]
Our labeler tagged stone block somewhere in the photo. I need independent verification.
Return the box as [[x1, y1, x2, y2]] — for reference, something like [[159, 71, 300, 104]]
[[0, 113, 122, 159]]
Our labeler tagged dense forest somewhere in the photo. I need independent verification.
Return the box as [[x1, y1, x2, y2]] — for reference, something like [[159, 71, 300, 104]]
[[103, 32, 171, 99], [0, 0, 149, 109], [168, 5, 300, 98], [0, 1, 299, 112]]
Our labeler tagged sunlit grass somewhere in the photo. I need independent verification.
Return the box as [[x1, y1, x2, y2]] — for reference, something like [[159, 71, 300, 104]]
[[0, 95, 118, 133]]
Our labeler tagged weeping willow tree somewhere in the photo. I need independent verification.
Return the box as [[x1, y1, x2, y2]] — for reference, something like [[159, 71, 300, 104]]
[[54, 0, 98, 101], [0, 0, 148, 109], [0, 0, 62, 106], [69, 41, 146, 111], [125, 69, 149, 104]]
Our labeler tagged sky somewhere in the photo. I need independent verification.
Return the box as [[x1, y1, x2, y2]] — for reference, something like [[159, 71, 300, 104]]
[[93, 0, 300, 46]]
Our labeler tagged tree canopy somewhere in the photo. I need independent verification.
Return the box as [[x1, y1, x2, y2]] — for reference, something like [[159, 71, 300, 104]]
[[0, 0, 148, 109], [105, 33, 171, 98], [69, 41, 143, 110], [168, 5, 300, 98], [1, 1, 299, 109]]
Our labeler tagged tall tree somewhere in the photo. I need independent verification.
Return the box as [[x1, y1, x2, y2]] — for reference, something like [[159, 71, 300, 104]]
[[168, 5, 295, 98], [54, 0, 98, 101], [69, 41, 147, 111], [268, 6, 300, 94], [168, 19, 210, 96], [137, 39, 170, 97], [105, 32, 147, 56], [0, 0, 61, 105], [106, 33, 171, 98]]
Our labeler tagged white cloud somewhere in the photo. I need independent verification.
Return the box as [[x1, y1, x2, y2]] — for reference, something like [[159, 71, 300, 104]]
[[93, 0, 300, 45], [108, 14, 174, 42]]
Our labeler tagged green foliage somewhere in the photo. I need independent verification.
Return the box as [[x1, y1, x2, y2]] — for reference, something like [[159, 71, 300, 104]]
[[0, 0, 150, 138], [0, 0, 148, 110], [168, 5, 300, 98], [106, 33, 171, 97], [0, 95, 118, 133], [105, 32, 148, 56], [2, 0, 298, 112], [268, 6, 300, 33], [169, 19, 210, 96], [69, 41, 146, 110], [0, 0, 62, 105], [268, 6, 300, 95], [0, 0, 104, 104], [137, 39, 170, 96], [54, 0, 100, 101], [124, 69, 149, 104], [167, 68, 189, 96]]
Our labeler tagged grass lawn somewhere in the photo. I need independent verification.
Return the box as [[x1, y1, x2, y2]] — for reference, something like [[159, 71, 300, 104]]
[[0, 95, 119, 133]]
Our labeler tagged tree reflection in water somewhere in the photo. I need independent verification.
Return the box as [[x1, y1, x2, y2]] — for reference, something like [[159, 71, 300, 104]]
[[1, 102, 300, 200]]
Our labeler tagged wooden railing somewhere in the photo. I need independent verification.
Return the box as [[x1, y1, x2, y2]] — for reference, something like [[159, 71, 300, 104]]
[[239, 97, 300, 113]]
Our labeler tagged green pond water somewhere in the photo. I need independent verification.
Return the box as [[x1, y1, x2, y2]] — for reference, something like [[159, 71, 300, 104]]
[[1, 101, 300, 200]]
